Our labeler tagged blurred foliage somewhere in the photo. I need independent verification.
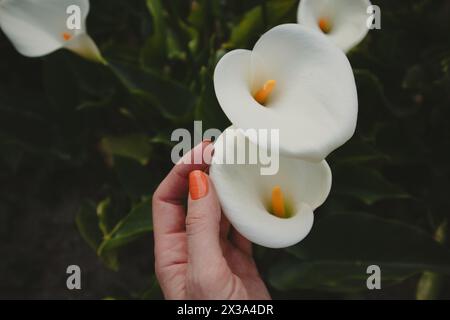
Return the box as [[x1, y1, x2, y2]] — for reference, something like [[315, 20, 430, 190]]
[[1, 0, 450, 299]]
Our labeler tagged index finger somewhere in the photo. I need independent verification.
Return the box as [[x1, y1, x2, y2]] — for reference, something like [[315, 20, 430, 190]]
[[152, 140, 214, 236]]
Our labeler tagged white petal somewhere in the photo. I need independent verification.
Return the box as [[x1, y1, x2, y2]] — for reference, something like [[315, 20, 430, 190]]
[[65, 33, 104, 63], [298, 0, 371, 52], [209, 128, 332, 248], [0, 0, 94, 57], [214, 24, 357, 161]]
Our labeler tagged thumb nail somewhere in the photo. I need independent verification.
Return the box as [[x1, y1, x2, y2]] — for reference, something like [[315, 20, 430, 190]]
[[189, 170, 209, 200]]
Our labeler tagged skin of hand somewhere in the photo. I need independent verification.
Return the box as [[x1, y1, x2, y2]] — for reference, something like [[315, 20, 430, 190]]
[[152, 141, 271, 300]]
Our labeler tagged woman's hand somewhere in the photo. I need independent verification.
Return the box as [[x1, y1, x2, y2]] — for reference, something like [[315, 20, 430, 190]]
[[152, 141, 271, 300]]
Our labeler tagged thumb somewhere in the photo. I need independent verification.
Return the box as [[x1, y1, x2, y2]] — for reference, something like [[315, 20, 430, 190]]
[[186, 170, 223, 270]]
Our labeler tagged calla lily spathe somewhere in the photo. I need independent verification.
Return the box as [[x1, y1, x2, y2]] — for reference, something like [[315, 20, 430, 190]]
[[209, 128, 332, 249], [0, 0, 104, 63], [214, 24, 357, 162], [297, 0, 371, 53]]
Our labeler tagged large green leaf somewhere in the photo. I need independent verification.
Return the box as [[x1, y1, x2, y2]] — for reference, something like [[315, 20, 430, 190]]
[[268, 213, 450, 293], [98, 199, 153, 255]]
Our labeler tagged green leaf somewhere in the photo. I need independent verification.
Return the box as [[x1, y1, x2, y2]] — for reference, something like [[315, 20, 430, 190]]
[[109, 60, 194, 120], [141, 0, 168, 68], [76, 201, 119, 271], [100, 134, 152, 166], [166, 29, 187, 61], [333, 165, 410, 205], [98, 199, 153, 255], [416, 220, 448, 299], [268, 213, 450, 293], [150, 133, 174, 147], [225, 0, 298, 49], [187, 0, 207, 29], [76, 201, 103, 251], [194, 67, 230, 130], [96, 197, 113, 236]]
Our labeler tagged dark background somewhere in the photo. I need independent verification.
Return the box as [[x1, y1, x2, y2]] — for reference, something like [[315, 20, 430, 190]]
[[1, 0, 450, 299]]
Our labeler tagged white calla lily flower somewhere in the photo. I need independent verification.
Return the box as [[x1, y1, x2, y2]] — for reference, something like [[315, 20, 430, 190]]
[[297, 0, 371, 52], [214, 24, 357, 162], [0, 0, 104, 63], [209, 128, 332, 249]]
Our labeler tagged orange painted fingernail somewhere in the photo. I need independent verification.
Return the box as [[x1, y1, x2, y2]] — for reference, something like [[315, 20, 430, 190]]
[[189, 170, 209, 200]]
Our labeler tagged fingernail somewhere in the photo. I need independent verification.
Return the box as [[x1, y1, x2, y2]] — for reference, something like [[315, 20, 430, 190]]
[[189, 170, 209, 200]]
